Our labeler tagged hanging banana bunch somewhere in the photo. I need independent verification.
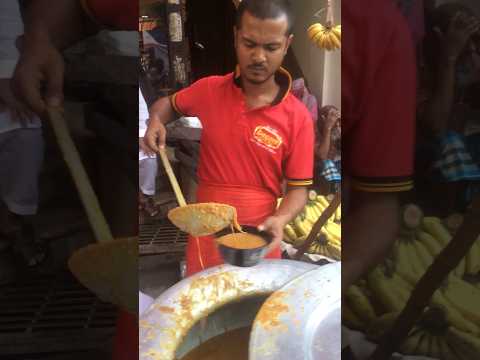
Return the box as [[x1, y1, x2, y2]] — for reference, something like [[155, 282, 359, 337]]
[[308, 0, 341, 51]]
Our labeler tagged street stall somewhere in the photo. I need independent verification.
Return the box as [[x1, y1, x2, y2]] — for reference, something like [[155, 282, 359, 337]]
[[138, 0, 342, 359]]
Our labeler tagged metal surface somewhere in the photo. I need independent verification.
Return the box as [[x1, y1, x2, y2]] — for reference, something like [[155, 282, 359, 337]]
[[250, 262, 341, 360], [139, 260, 317, 360], [139, 219, 187, 257], [0, 271, 117, 355]]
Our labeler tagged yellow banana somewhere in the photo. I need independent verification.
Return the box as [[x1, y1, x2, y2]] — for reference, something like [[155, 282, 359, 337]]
[[303, 205, 315, 225], [412, 239, 434, 270], [422, 216, 452, 247], [393, 240, 420, 285], [342, 301, 365, 330], [324, 222, 341, 242], [465, 237, 480, 275], [293, 217, 308, 237], [327, 240, 341, 260], [345, 285, 376, 323], [332, 24, 341, 39], [334, 204, 341, 222], [446, 327, 480, 358], [329, 32, 341, 49], [400, 328, 424, 355], [437, 336, 462, 360], [431, 291, 480, 334], [405, 241, 426, 278], [309, 203, 321, 219], [307, 23, 324, 39], [367, 267, 405, 312], [442, 276, 480, 326], [284, 224, 297, 241], [316, 195, 329, 209], [416, 229, 444, 257]]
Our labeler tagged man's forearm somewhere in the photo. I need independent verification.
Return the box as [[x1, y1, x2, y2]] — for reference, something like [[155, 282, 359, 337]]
[[23, 0, 97, 49], [274, 187, 308, 224], [149, 96, 178, 125], [342, 191, 400, 291]]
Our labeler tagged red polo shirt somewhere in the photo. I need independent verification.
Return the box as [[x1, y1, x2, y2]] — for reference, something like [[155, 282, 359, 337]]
[[342, 0, 416, 192], [80, 0, 138, 30], [171, 68, 314, 197]]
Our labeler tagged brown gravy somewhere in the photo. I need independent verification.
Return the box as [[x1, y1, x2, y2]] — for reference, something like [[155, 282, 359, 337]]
[[178, 326, 251, 360], [217, 233, 266, 249]]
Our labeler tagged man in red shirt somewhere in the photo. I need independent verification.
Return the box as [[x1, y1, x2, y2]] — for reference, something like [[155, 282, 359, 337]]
[[342, 0, 416, 290], [145, 0, 314, 275]]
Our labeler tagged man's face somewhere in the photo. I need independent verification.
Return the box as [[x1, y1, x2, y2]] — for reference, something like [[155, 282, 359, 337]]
[[234, 11, 292, 85]]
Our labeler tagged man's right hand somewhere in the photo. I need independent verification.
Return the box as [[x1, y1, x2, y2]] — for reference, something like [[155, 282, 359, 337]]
[[13, 34, 65, 115], [0, 79, 35, 123], [145, 117, 167, 153]]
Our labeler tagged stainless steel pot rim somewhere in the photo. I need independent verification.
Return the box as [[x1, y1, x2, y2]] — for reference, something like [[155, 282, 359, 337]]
[[249, 262, 341, 360]]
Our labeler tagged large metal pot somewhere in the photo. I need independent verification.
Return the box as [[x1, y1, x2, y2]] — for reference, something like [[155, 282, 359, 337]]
[[139, 260, 317, 360], [250, 262, 341, 360]]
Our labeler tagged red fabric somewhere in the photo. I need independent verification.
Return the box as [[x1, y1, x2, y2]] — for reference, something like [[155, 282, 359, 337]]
[[173, 70, 315, 197], [342, 0, 416, 191], [83, 0, 138, 30], [112, 309, 138, 360], [185, 182, 281, 276]]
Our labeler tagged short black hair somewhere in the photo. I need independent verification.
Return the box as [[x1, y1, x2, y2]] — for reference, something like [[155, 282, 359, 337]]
[[236, 0, 295, 36]]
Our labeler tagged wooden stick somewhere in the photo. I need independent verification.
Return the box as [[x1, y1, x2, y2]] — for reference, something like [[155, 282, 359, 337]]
[[294, 192, 341, 260], [369, 194, 480, 360], [158, 147, 187, 207], [47, 107, 113, 243]]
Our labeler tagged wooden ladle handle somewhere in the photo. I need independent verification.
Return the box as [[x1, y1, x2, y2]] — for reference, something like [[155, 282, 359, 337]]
[[158, 147, 187, 207], [47, 107, 113, 243]]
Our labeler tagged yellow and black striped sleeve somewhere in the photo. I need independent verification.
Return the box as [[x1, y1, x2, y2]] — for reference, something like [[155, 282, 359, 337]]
[[286, 178, 314, 187], [350, 176, 414, 193], [169, 93, 185, 117]]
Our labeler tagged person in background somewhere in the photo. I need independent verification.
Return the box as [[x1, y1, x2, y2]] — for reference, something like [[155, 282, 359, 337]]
[[314, 105, 341, 194], [417, 3, 480, 215], [10, 1, 138, 360], [145, 0, 315, 276], [0, 0, 46, 284], [138, 87, 159, 222]]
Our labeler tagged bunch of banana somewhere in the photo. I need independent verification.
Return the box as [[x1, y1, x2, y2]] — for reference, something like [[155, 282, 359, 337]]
[[279, 190, 341, 258], [344, 203, 480, 359], [307, 22, 341, 51]]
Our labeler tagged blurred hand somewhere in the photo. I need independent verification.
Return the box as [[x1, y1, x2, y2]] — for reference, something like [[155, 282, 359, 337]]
[[324, 107, 340, 130], [0, 78, 35, 124], [436, 12, 480, 61], [144, 115, 167, 153], [12, 35, 65, 115], [139, 137, 155, 157], [258, 215, 288, 252]]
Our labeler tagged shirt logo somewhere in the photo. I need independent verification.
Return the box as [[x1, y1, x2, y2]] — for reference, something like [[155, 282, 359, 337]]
[[251, 126, 283, 153]]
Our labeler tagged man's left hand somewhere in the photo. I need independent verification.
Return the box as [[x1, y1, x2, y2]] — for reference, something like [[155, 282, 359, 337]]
[[258, 215, 287, 252]]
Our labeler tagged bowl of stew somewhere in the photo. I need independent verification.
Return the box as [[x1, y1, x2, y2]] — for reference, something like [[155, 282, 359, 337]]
[[215, 225, 272, 267]]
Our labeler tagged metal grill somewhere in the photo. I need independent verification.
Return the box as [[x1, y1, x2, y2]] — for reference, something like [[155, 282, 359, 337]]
[[139, 219, 188, 259], [0, 272, 117, 355]]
